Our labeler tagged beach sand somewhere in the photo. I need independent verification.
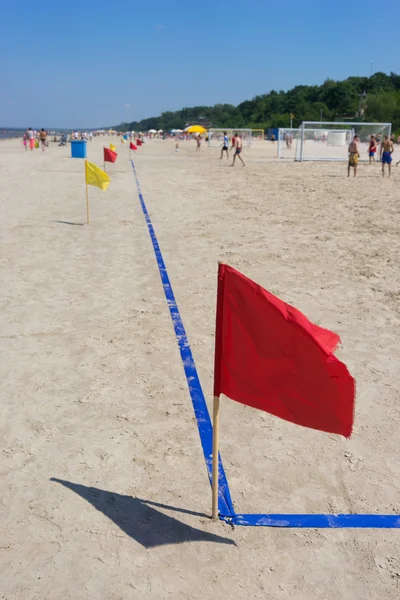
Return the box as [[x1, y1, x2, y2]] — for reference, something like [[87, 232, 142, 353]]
[[1, 136, 399, 599]]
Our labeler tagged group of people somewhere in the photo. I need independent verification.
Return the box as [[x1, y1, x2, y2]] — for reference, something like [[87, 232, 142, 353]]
[[220, 132, 245, 167], [23, 128, 47, 151], [175, 132, 245, 166], [348, 134, 396, 177], [22, 129, 100, 150], [72, 131, 93, 141]]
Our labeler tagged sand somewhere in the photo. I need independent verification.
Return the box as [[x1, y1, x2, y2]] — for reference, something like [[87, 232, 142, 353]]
[[1, 136, 399, 600]]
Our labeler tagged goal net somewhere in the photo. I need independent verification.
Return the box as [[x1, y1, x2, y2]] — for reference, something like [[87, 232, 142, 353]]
[[208, 128, 252, 148], [277, 128, 301, 159], [251, 129, 265, 141], [295, 121, 392, 162]]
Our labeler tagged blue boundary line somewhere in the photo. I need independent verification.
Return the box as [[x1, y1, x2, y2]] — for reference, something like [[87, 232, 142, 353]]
[[130, 159, 234, 518], [130, 158, 400, 529]]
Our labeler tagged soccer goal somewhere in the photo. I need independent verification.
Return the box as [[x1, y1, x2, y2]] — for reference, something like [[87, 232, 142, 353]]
[[277, 128, 301, 159], [208, 128, 252, 148], [251, 129, 265, 141], [295, 121, 392, 162]]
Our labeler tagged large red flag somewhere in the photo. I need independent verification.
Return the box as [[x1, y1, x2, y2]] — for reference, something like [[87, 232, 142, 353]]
[[130, 142, 137, 150], [214, 264, 355, 437], [104, 147, 118, 163]]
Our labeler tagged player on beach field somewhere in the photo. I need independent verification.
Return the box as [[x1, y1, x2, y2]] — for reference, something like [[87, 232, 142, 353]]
[[368, 135, 377, 164], [220, 131, 229, 159], [347, 135, 360, 177], [196, 135, 201, 152], [380, 135, 394, 176], [232, 133, 245, 167], [39, 128, 47, 152]]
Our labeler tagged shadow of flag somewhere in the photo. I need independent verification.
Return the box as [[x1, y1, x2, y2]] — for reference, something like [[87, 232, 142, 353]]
[[51, 478, 236, 548]]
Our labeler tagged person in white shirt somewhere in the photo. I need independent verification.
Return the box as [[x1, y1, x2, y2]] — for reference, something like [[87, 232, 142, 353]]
[[220, 131, 229, 159], [27, 127, 35, 151]]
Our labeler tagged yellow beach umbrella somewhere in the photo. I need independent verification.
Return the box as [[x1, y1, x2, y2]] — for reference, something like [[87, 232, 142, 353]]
[[186, 125, 207, 134]]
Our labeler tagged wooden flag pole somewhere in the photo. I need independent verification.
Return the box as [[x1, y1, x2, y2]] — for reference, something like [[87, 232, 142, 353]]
[[85, 161, 90, 224], [103, 147, 106, 173], [211, 394, 220, 519], [212, 260, 224, 520], [86, 181, 90, 224]]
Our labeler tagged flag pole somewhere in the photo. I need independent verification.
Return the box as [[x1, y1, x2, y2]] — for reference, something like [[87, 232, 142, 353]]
[[85, 161, 90, 224], [103, 147, 106, 173], [212, 394, 220, 519], [212, 260, 224, 520]]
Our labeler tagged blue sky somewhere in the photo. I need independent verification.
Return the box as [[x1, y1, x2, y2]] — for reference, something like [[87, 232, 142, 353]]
[[1, 0, 400, 128]]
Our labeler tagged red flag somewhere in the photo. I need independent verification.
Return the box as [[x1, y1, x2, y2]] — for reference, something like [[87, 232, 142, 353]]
[[130, 142, 137, 150], [136, 139, 142, 146], [104, 147, 118, 163], [214, 264, 355, 437]]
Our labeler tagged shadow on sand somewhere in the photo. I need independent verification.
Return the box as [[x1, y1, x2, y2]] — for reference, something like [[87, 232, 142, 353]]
[[51, 478, 236, 548], [53, 220, 85, 226]]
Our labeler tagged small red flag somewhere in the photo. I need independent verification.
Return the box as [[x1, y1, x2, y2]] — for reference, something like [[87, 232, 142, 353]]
[[104, 147, 118, 163], [136, 139, 143, 146], [130, 142, 137, 150], [214, 264, 355, 437]]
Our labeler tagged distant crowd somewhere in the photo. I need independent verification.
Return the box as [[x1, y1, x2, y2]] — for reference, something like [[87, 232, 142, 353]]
[[22, 128, 48, 152]]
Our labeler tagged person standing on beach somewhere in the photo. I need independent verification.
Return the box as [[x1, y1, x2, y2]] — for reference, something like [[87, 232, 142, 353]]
[[368, 135, 377, 164], [347, 135, 360, 177], [232, 133, 245, 167], [220, 131, 229, 159], [22, 133, 27, 151], [39, 128, 47, 151], [380, 135, 394, 176], [27, 128, 35, 151], [196, 135, 201, 152]]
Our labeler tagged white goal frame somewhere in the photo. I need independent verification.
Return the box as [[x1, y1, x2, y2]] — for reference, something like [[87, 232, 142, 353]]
[[296, 121, 392, 162], [208, 128, 252, 148], [277, 128, 301, 158]]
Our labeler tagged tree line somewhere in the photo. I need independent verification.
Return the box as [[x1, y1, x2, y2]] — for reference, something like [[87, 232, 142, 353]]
[[116, 72, 400, 134]]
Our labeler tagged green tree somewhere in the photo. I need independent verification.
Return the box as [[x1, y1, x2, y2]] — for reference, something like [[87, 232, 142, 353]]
[[116, 72, 400, 134]]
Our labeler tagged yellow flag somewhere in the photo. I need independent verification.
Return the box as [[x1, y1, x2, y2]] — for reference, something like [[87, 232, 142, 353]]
[[110, 143, 116, 152], [85, 160, 110, 191]]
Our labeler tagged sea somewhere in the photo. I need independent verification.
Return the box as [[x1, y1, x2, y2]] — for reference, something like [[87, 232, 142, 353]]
[[0, 128, 25, 139], [0, 128, 71, 139]]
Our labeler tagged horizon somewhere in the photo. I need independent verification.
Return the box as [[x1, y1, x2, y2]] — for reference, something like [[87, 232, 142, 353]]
[[2, 0, 400, 128]]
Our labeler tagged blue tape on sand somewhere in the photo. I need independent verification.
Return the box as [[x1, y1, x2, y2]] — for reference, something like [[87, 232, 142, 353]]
[[225, 514, 400, 528], [130, 159, 400, 529], [130, 160, 235, 518]]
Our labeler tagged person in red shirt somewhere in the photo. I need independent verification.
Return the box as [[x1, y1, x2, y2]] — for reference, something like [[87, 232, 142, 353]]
[[368, 135, 377, 164]]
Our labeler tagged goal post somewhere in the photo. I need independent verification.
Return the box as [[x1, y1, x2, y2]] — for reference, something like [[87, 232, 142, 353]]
[[295, 121, 392, 162], [277, 128, 301, 158], [251, 129, 265, 141], [208, 128, 252, 148]]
